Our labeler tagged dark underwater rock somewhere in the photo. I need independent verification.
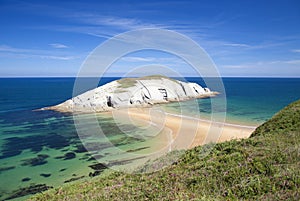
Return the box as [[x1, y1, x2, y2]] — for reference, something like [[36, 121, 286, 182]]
[[40, 173, 51, 178], [64, 152, 76, 160], [89, 170, 102, 177], [64, 176, 85, 183], [6, 184, 53, 200], [88, 163, 108, 177], [88, 163, 108, 171], [0, 166, 15, 173], [21, 154, 49, 166], [21, 177, 31, 182], [74, 144, 88, 153], [55, 152, 76, 160], [0, 133, 70, 160]]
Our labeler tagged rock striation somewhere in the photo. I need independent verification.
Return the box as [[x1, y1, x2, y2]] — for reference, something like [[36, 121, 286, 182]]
[[42, 75, 218, 113]]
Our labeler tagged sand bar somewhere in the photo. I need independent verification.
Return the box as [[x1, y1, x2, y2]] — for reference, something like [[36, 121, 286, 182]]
[[113, 107, 256, 150]]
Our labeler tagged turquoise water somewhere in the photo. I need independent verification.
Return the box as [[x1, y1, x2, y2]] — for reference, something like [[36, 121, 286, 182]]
[[0, 77, 299, 200]]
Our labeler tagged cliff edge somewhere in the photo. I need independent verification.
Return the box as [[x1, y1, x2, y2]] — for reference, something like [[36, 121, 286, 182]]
[[42, 75, 218, 113]]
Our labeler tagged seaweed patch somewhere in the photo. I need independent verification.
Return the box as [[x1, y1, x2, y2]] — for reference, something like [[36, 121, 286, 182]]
[[6, 184, 53, 200], [40, 173, 51, 178], [21, 154, 49, 166], [55, 152, 76, 160]]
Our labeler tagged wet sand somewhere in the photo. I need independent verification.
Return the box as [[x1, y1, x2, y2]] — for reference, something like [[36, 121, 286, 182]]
[[113, 107, 256, 150]]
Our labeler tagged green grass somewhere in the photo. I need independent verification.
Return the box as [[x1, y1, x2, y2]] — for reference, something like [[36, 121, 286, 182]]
[[116, 78, 137, 88], [30, 100, 300, 200], [116, 75, 178, 88]]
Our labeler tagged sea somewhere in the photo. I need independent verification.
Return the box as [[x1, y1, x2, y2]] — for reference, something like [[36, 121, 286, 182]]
[[0, 77, 299, 200]]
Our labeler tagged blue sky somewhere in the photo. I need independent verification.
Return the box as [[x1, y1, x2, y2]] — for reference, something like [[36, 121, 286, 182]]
[[0, 0, 299, 77]]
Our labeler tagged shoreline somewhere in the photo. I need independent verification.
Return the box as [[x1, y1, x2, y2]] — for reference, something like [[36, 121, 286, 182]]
[[113, 108, 257, 149], [165, 112, 257, 129], [160, 103, 263, 128]]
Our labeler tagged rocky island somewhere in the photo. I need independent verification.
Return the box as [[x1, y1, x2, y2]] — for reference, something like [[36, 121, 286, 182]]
[[42, 75, 218, 113]]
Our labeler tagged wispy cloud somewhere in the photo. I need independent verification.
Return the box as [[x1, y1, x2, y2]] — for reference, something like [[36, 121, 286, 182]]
[[49, 43, 68, 48], [285, 59, 300, 64], [121, 56, 155, 62], [291, 49, 300, 53], [222, 59, 300, 69], [24, 5, 287, 56], [58, 13, 167, 38], [120, 56, 186, 64], [220, 41, 287, 50], [81, 15, 162, 30], [222, 64, 250, 69], [0, 45, 79, 60], [0, 45, 32, 53], [33, 16, 166, 40], [223, 43, 251, 48], [219, 59, 300, 77]]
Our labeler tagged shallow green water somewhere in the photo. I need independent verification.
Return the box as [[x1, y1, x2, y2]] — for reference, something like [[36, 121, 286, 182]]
[[0, 77, 300, 200], [0, 112, 171, 200]]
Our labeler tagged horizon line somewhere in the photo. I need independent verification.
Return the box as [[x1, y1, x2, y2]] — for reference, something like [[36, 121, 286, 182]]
[[1, 76, 300, 78]]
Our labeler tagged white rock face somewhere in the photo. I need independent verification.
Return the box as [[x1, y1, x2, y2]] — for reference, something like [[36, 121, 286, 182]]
[[43, 76, 217, 113]]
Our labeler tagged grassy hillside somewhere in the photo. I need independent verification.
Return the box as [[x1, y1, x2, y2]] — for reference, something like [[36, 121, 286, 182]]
[[30, 100, 300, 200], [251, 99, 300, 137]]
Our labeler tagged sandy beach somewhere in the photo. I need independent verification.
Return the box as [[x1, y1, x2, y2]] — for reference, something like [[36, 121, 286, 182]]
[[113, 107, 256, 150]]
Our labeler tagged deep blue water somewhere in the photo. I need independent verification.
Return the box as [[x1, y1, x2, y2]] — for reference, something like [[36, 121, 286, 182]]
[[0, 77, 117, 113], [185, 77, 300, 125], [0, 77, 299, 200], [1, 77, 299, 118]]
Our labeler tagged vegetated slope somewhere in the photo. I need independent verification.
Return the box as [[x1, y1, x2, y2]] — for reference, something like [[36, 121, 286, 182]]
[[251, 99, 300, 137], [30, 100, 300, 201]]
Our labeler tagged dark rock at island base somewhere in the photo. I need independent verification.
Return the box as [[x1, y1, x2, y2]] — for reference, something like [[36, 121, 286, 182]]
[[21, 154, 49, 166], [22, 177, 31, 182], [55, 152, 76, 160], [40, 173, 51, 178], [6, 184, 53, 200]]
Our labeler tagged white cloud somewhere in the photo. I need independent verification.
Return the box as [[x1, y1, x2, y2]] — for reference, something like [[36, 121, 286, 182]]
[[0, 45, 31, 53], [221, 60, 300, 71], [49, 43, 68, 48], [65, 13, 165, 32], [222, 64, 249, 69], [222, 59, 300, 69], [219, 41, 286, 51], [285, 59, 300, 64], [223, 43, 251, 48], [291, 49, 300, 53], [0, 44, 78, 60], [219, 59, 300, 77], [119, 56, 187, 65], [121, 56, 155, 62]]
